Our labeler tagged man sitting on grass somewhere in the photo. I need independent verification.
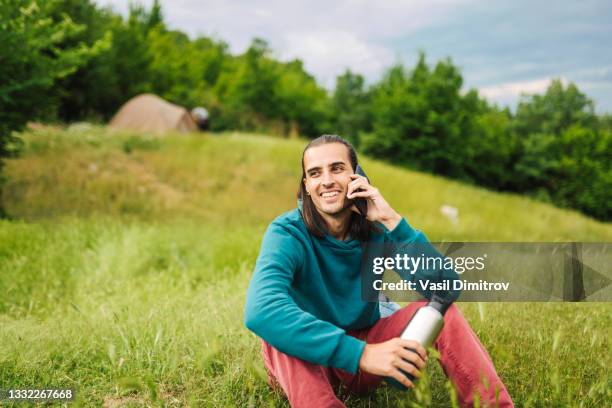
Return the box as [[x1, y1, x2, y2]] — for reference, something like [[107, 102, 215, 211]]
[[244, 135, 513, 407]]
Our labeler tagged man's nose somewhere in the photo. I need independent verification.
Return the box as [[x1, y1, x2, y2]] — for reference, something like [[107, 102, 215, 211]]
[[321, 171, 335, 187]]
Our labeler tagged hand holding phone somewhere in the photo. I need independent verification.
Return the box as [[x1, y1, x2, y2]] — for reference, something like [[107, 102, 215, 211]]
[[353, 165, 369, 217]]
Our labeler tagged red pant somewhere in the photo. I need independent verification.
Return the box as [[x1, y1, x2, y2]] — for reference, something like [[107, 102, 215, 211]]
[[261, 302, 514, 407]]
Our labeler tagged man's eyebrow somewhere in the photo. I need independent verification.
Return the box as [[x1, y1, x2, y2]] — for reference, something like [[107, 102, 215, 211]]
[[306, 161, 347, 173], [306, 165, 322, 173]]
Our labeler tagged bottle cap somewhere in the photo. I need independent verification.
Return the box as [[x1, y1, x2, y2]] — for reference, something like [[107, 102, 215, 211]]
[[428, 293, 452, 315]]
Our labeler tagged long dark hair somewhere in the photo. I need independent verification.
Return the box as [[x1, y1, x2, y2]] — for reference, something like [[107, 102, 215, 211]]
[[297, 135, 378, 241]]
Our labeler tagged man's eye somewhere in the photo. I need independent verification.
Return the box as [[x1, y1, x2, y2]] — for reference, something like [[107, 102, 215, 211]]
[[309, 171, 320, 177], [332, 166, 343, 172]]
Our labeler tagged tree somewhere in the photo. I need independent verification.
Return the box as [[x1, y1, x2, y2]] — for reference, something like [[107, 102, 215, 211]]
[[275, 59, 330, 137], [331, 70, 372, 147], [0, 0, 100, 213], [361, 63, 413, 161], [363, 53, 471, 178], [514, 79, 596, 137], [233, 38, 282, 119], [45, 0, 116, 120], [47, 0, 157, 121], [462, 96, 518, 189], [213, 38, 283, 131]]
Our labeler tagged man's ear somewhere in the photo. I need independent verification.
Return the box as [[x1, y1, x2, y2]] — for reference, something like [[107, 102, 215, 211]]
[[303, 178, 310, 196]]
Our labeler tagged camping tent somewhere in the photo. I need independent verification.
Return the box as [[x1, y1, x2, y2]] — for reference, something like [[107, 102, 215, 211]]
[[109, 94, 198, 134]]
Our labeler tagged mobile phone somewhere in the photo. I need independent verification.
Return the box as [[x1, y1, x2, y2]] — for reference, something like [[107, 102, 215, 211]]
[[354, 165, 369, 217]]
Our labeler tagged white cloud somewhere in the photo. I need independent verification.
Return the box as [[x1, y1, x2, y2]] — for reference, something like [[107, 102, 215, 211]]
[[280, 30, 394, 88], [476, 78, 576, 111], [96, 0, 473, 88], [478, 77, 567, 99]]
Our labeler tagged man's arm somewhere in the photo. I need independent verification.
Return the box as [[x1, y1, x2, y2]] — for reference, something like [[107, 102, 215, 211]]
[[384, 218, 461, 303], [243, 221, 366, 374], [347, 173, 460, 302], [347, 173, 402, 231], [347, 174, 459, 387]]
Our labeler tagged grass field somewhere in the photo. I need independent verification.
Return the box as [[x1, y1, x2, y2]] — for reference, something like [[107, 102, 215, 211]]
[[0, 126, 610, 407]]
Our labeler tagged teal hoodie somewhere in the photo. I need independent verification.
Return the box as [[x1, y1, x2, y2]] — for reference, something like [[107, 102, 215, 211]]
[[244, 208, 436, 374]]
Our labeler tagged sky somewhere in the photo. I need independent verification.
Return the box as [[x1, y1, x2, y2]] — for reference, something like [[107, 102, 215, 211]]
[[97, 0, 612, 113]]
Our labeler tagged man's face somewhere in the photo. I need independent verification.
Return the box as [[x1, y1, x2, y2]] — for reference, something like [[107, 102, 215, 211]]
[[303, 143, 353, 216]]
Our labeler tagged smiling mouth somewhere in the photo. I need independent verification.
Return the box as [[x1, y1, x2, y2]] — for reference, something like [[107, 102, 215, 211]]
[[320, 191, 341, 198]]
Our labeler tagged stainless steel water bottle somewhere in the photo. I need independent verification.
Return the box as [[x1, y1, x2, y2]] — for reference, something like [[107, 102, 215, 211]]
[[386, 295, 451, 390]]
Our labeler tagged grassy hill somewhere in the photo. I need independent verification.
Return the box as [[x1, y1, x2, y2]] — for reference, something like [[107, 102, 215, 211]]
[[0, 126, 610, 407]]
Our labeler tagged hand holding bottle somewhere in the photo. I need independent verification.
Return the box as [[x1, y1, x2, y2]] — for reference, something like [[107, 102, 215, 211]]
[[358, 338, 428, 389]]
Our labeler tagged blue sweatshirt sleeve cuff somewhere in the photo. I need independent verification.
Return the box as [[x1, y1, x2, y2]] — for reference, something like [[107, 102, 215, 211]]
[[329, 335, 366, 374]]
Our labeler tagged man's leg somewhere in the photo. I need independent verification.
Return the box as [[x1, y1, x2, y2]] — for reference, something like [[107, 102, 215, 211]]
[[434, 304, 513, 407], [261, 340, 347, 408], [364, 301, 514, 407]]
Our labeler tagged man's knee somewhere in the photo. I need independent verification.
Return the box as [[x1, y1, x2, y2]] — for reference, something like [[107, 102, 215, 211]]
[[398, 300, 428, 321], [368, 301, 427, 341], [442, 303, 466, 326], [260, 341, 339, 387]]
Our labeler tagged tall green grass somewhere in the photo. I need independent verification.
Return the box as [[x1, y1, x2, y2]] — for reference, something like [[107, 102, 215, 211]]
[[0, 126, 610, 406]]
